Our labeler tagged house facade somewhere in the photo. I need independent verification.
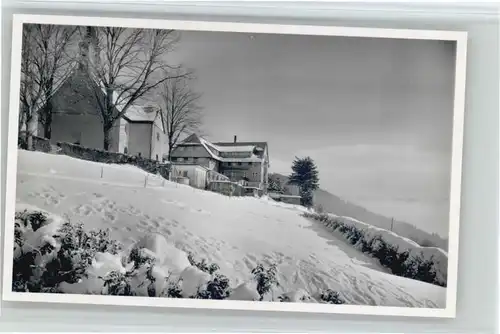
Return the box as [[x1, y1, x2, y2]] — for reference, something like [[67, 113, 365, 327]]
[[29, 30, 169, 161], [170, 134, 269, 193]]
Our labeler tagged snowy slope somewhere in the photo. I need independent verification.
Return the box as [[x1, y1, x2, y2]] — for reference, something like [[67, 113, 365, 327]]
[[269, 173, 448, 251], [309, 213, 448, 285], [14, 150, 446, 307]]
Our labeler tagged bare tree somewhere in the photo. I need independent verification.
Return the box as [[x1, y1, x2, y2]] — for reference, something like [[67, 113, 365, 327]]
[[19, 24, 78, 148], [159, 74, 203, 160], [83, 26, 188, 150]]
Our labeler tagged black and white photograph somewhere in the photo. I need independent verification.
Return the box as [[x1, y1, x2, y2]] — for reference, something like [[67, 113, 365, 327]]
[[3, 15, 467, 317]]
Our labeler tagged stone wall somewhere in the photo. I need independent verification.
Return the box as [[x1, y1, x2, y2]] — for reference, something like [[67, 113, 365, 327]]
[[32, 136, 52, 153], [18, 132, 52, 153]]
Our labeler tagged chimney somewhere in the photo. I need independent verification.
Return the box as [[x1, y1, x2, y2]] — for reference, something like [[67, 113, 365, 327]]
[[233, 135, 237, 143]]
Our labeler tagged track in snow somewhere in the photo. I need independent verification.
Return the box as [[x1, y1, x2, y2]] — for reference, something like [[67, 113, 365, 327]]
[[15, 150, 446, 307]]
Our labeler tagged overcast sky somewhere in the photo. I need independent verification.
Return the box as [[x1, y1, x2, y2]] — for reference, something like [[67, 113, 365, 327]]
[[166, 30, 456, 237]]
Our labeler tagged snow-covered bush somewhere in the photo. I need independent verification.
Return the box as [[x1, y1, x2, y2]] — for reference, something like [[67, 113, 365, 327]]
[[12, 207, 122, 292], [278, 289, 313, 303], [13, 208, 353, 304], [101, 271, 134, 296], [187, 252, 220, 274], [164, 278, 183, 298], [251, 263, 279, 301], [192, 273, 231, 299], [303, 212, 446, 287], [319, 289, 345, 304]]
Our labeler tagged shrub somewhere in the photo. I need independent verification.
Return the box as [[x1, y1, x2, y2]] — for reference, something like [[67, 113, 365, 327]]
[[101, 271, 134, 296], [419, 239, 437, 248], [12, 211, 122, 292], [15, 209, 48, 233], [320, 289, 345, 304], [303, 212, 446, 287], [193, 273, 231, 300], [251, 263, 279, 301], [88, 229, 122, 255], [42, 222, 121, 287], [164, 278, 183, 298], [187, 252, 220, 274]]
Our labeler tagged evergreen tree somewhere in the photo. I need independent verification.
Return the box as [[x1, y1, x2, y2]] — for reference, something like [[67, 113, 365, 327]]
[[288, 157, 320, 207], [267, 176, 284, 193]]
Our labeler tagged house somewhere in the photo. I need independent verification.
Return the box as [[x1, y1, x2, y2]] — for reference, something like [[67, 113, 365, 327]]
[[170, 134, 270, 193], [28, 27, 168, 161], [170, 163, 210, 189]]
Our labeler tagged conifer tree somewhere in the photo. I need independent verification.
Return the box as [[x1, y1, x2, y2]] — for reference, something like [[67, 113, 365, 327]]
[[288, 156, 320, 207]]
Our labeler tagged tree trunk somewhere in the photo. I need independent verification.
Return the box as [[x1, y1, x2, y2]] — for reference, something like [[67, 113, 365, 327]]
[[24, 117, 33, 150], [103, 87, 114, 151], [43, 112, 52, 139], [167, 136, 174, 161], [103, 126, 111, 151], [167, 146, 173, 161], [42, 99, 53, 139]]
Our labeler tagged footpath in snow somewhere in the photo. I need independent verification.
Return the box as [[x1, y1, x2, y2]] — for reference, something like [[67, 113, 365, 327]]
[[14, 150, 446, 307]]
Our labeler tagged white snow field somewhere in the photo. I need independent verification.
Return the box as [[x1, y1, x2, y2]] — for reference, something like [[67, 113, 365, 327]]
[[14, 150, 446, 307]]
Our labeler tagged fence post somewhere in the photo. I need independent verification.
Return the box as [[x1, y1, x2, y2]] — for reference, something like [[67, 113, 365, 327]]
[[100, 166, 103, 179], [144, 174, 148, 188]]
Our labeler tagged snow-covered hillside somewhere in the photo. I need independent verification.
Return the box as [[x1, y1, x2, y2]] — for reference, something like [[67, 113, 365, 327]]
[[14, 150, 446, 307], [270, 173, 449, 251]]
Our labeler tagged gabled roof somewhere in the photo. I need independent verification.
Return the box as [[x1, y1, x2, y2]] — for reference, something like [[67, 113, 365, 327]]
[[51, 66, 160, 125], [214, 141, 268, 151]]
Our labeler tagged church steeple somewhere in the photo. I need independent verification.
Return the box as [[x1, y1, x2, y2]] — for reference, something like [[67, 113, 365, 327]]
[[78, 27, 98, 72]]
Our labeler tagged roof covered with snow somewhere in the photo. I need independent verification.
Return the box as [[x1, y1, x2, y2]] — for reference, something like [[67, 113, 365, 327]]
[[98, 85, 161, 124], [214, 141, 267, 151], [123, 105, 158, 122], [175, 134, 266, 163]]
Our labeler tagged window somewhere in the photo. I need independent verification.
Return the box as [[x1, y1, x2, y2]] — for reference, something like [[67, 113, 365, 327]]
[[179, 157, 184, 162], [193, 157, 198, 163], [156, 132, 160, 141], [182, 171, 188, 177], [156, 154, 159, 161], [124, 147, 128, 154], [237, 162, 242, 166]]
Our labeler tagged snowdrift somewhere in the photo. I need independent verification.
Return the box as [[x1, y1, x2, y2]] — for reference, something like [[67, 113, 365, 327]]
[[12, 205, 336, 303], [12, 150, 447, 308], [304, 212, 447, 286]]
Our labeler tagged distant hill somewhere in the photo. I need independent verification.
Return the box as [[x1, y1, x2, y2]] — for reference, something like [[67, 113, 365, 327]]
[[269, 173, 448, 251]]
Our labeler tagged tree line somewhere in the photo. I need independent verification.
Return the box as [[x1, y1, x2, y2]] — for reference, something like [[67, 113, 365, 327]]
[[19, 24, 202, 156]]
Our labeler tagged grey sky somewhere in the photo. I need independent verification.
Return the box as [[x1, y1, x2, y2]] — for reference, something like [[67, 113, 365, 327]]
[[166, 30, 456, 237]]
